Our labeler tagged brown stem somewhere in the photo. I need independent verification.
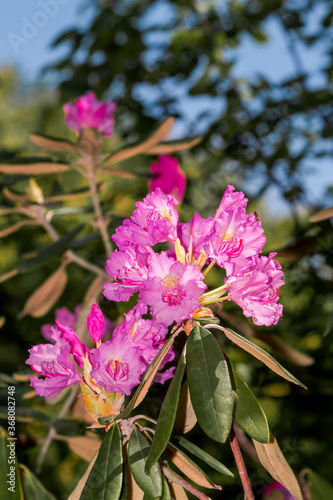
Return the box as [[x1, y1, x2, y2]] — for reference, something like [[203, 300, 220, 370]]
[[229, 423, 255, 500], [87, 169, 112, 257]]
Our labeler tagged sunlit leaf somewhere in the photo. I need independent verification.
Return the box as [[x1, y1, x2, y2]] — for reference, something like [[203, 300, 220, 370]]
[[309, 206, 333, 223], [80, 424, 123, 500], [217, 327, 307, 389], [30, 133, 76, 152], [166, 442, 221, 490], [175, 436, 233, 477], [21, 264, 68, 318], [128, 427, 163, 498], [146, 351, 186, 473], [145, 136, 202, 154], [68, 454, 98, 500], [233, 372, 270, 443], [253, 431, 303, 500], [105, 118, 175, 165], [0, 220, 39, 238], [174, 380, 197, 435], [187, 325, 233, 443], [0, 158, 70, 175]]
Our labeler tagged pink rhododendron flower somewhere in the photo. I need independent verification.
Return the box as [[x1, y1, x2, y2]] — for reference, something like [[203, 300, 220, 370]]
[[63, 92, 117, 136], [112, 303, 174, 382], [132, 188, 179, 245], [87, 303, 105, 343], [263, 482, 295, 500], [140, 252, 207, 326], [177, 213, 214, 260], [226, 253, 284, 326], [104, 248, 148, 302], [26, 331, 80, 398], [54, 320, 88, 368], [205, 208, 266, 275], [149, 155, 186, 202], [89, 336, 145, 396], [215, 184, 248, 219]]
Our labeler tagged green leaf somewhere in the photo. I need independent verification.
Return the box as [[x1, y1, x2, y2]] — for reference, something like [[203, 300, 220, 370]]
[[99, 332, 177, 426], [175, 436, 233, 477], [304, 468, 333, 499], [143, 477, 171, 500], [21, 464, 56, 500], [146, 351, 186, 473], [0, 427, 24, 500], [186, 325, 233, 443], [128, 427, 163, 498], [233, 372, 270, 443], [219, 327, 307, 389], [18, 224, 83, 274], [80, 423, 123, 500]]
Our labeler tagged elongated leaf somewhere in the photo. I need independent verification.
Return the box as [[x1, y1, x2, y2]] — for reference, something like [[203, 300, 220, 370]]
[[105, 118, 174, 165], [99, 167, 137, 178], [0, 428, 24, 500], [253, 431, 303, 500], [256, 332, 314, 367], [123, 443, 144, 500], [68, 454, 98, 500], [0, 220, 38, 238], [233, 372, 270, 443], [30, 133, 76, 152], [55, 434, 101, 462], [160, 477, 171, 500], [0, 158, 70, 174], [18, 224, 83, 274], [21, 264, 67, 318], [303, 468, 333, 499], [21, 464, 56, 500], [3, 187, 27, 203], [166, 443, 221, 490], [145, 136, 202, 154], [175, 437, 233, 477], [309, 206, 333, 222], [146, 352, 186, 473], [219, 327, 307, 389], [169, 483, 188, 499], [187, 325, 233, 443], [128, 427, 163, 498], [80, 424, 123, 500], [218, 311, 314, 366], [174, 380, 197, 434], [99, 332, 178, 425]]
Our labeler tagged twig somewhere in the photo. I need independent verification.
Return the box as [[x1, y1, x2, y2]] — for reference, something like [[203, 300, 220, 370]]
[[36, 384, 80, 474], [87, 168, 113, 257], [229, 424, 255, 500], [161, 462, 213, 500], [40, 216, 107, 277], [233, 423, 260, 464]]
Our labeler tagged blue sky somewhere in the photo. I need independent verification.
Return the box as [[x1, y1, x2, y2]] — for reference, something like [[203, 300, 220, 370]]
[[0, 0, 332, 211]]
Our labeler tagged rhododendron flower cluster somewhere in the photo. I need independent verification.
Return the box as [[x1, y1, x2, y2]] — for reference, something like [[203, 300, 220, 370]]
[[63, 92, 117, 137], [26, 303, 173, 417], [104, 185, 284, 327], [149, 155, 186, 202]]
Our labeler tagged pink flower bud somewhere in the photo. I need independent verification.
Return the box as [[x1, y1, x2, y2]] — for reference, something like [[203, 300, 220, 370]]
[[87, 304, 105, 343]]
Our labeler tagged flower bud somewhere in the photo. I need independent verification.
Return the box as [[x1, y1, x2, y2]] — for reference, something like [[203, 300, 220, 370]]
[[87, 303, 105, 343]]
